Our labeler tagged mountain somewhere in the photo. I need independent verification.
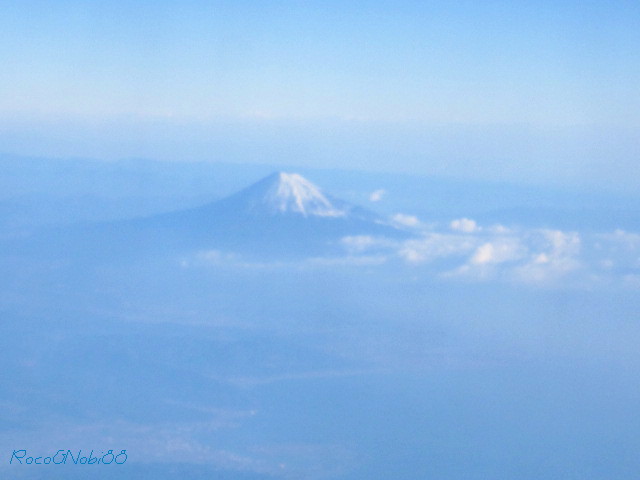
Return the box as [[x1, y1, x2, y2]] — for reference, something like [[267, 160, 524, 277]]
[[146, 171, 406, 257], [205, 172, 381, 222], [218, 172, 355, 218], [233, 172, 349, 217], [32, 172, 409, 261]]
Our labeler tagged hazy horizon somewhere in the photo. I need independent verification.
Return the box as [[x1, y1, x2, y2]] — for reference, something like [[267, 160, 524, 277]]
[[1, 1, 639, 190]]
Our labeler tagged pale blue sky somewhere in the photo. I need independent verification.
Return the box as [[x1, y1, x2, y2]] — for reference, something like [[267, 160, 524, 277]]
[[1, 0, 639, 190]]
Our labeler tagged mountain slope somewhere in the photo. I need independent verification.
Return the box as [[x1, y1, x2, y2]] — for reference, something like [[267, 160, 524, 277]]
[[25, 172, 410, 261]]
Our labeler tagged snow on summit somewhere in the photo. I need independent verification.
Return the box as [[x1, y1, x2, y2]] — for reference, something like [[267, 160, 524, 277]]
[[262, 172, 345, 217], [241, 172, 348, 217]]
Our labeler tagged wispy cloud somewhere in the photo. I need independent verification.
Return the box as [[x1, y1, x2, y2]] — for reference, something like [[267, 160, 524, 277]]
[[398, 233, 476, 264], [368, 189, 386, 202], [450, 217, 480, 233], [391, 213, 421, 228]]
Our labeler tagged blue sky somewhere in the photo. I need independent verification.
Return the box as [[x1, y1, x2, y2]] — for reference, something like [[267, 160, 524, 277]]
[[1, 0, 639, 190]]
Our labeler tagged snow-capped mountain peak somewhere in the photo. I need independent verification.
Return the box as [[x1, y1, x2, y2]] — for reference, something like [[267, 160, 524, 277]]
[[260, 172, 345, 217], [233, 172, 348, 217], [204, 171, 396, 229]]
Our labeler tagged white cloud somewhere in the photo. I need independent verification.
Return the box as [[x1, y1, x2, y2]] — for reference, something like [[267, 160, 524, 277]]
[[470, 243, 494, 265], [513, 257, 582, 284], [598, 229, 640, 252], [591, 229, 640, 271], [534, 253, 550, 264], [340, 235, 378, 253], [541, 229, 581, 256], [306, 255, 388, 267], [440, 229, 587, 284], [488, 224, 511, 234], [369, 189, 386, 202], [197, 250, 240, 265], [391, 213, 421, 228], [398, 233, 477, 264], [511, 230, 582, 284], [185, 222, 640, 288], [611, 229, 640, 245], [450, 218, 480, 233], [470, 239, 524, 265]]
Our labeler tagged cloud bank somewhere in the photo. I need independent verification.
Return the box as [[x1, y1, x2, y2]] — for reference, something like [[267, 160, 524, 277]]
[[182, 216, 640, 289]]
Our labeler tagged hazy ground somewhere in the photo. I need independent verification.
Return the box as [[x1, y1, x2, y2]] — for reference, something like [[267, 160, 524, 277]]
[[2, 157, 640, 479]]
